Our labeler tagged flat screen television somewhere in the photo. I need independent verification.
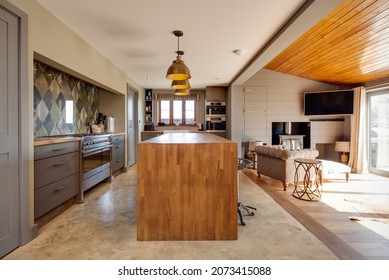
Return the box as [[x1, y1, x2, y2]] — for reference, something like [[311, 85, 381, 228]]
[[304, 89, 354, 116]]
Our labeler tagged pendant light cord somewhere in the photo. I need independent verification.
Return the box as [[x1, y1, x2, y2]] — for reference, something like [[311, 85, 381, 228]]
[[177, 35, 180, 59]]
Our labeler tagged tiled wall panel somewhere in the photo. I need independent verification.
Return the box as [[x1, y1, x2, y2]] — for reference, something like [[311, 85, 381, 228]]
[[33, 61, 99, 136]]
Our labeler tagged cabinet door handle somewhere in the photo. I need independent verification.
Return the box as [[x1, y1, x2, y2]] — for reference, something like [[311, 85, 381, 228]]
[[54, 160, 68, 166], [54, 185, 68, 192], [115, 146, 120, 149], [115, 159, 122, 163], [52, 147, 68, 152]]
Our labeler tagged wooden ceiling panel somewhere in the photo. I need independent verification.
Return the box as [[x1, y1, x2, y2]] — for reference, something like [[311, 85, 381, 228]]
[[265, 0, 389, 86]]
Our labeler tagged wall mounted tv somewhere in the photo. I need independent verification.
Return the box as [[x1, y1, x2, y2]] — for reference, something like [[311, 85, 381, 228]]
[[304, 89, 354, 116]]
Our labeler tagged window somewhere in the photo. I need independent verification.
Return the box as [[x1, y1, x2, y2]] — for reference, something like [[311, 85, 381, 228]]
[[368, 91, 389, 176], [158, 100, 196, 125], [65, 100, 74, 124]]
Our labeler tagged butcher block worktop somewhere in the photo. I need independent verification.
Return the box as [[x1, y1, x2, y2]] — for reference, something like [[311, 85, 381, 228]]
[[34, 136, 81, 146], [142, 131, 230, 143], [34, 132, 125, 146], [137, 132, 238, 241]]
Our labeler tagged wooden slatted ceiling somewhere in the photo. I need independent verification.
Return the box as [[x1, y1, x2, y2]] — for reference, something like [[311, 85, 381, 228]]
[[265, 0, 389, 86]]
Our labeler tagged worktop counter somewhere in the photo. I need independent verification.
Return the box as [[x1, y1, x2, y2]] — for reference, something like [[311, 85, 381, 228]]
[[34, 136, 81, 147], [34, 132, 125, 146], [142, 132, 229, 144], [111, 132, 125, 136], [141, 130, 210, 141]]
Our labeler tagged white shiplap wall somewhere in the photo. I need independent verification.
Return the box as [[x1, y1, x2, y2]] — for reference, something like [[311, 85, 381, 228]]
[[243, 87, 267, 140], [241, 69, 348, 148]]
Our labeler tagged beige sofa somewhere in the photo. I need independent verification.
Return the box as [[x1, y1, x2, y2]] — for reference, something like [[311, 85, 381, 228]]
[[254, 145, 319, 190]]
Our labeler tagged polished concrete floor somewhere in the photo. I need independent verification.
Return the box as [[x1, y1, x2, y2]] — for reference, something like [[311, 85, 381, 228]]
[[4, 165, 337, 260]]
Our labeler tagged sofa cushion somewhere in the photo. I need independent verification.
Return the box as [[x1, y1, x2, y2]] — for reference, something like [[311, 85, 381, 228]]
[[254, 145, 319, 160]]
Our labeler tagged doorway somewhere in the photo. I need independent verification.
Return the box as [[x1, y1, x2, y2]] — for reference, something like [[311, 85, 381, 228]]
[[127, 85, 138, 167]]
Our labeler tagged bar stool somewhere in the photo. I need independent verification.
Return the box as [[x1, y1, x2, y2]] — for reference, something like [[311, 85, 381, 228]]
[[237, 158, 257, 226]]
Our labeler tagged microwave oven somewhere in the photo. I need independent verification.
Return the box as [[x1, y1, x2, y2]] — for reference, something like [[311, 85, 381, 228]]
[[205, 101, 226, 116]]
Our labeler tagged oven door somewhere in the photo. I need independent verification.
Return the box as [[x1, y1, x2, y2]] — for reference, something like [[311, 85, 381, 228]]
[[82, 146, 112, 180], [205, 116, 226, 131], [206, 105, 226, 115]]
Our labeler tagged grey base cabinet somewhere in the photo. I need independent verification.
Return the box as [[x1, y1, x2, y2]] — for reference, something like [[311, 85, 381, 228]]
[[112, 134, 125, 173], [34, 141, 80, 219]]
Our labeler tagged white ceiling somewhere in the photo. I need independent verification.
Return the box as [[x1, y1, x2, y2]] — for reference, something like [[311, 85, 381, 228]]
[[35, 0, 323, 90]]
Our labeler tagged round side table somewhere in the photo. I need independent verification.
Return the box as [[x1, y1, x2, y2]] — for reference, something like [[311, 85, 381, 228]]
[[245, 151, 256, 169], [293, 158, 323, 201]]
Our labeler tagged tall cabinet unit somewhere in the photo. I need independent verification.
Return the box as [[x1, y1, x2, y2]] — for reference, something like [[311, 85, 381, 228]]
[[205, 86, 227, 138], [145, 89, 153, 123]]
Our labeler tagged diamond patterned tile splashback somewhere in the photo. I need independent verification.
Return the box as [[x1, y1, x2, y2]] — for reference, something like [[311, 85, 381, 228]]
[[34, 61, 99, 136]]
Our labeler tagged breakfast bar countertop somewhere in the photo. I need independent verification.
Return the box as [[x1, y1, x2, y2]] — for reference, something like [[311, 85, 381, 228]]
[[141, 131, 229, 144], [137, 132, 238, 241]]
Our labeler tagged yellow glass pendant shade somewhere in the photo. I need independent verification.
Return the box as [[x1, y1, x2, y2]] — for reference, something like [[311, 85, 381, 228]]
[[174, 89, 190, 96], [166, 58, 191, 81], [171, 79, 191, 89]]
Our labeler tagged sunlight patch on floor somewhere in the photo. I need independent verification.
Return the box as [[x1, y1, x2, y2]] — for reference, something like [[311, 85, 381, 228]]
[[353, 219, 389, 240]]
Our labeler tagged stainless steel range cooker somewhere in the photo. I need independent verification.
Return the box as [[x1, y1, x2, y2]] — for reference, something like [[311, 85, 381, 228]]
[[80, 134, 112, 202]]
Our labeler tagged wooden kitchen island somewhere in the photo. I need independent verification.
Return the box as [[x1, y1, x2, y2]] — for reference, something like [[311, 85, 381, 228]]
[[137, 132, 237, 240]]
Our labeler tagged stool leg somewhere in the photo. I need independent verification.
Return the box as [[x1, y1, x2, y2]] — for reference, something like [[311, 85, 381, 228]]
[[237, 203, 246, 226], [244, 205, 257, 215]]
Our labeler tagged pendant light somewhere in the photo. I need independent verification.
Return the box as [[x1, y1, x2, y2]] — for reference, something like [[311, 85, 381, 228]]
[[171, 79, 191, 90], [166, 30, 191, 81], [174, 89, 190, 96]]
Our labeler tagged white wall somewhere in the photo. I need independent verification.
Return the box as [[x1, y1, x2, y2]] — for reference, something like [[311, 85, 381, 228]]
[[9, 0, 143, 96], [99, 89, 126, 133], [229, 85, 244, 156]]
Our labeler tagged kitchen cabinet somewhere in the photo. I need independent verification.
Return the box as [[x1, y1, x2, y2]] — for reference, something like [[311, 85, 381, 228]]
[[145, 89, 153, 123], [34, 141, 80, 219], [205, 86, 227, 102], [111, 134, 125, 173]]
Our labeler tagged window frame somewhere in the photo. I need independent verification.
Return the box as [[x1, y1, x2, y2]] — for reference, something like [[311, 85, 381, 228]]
[[367, 89, 389, 177], [158, 99, 197, 126]]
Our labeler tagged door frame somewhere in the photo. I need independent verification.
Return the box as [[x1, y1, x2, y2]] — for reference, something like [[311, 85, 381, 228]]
[[127, 84, 139, 166]]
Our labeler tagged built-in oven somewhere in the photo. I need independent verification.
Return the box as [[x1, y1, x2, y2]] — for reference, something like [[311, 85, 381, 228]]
[[205, 101, 226, 132], [205, 116, 226, 131], [206, 101, 226, 115], [80, 134, 112, 202]]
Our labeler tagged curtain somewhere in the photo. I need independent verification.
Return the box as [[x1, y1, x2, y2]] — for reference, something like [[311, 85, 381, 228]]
[[349, 86, 368, 173]]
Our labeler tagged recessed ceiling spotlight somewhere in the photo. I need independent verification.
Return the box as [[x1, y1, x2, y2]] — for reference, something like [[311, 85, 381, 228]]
[[233, 49, 246, 56], [146, 77, 151, 80], [215, 77, 221, 80]]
